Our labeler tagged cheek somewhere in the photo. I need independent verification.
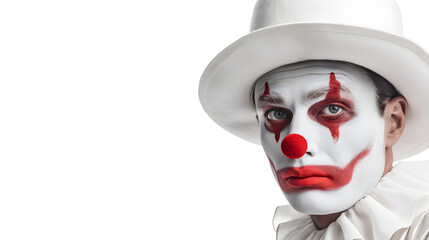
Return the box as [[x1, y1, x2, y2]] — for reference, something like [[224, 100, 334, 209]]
[[259, 121, 285, 167], [346, 118, 386, 191], [331, 115, 383, 165], [345, 113, 381, 143], [260, 122, 279, 155]]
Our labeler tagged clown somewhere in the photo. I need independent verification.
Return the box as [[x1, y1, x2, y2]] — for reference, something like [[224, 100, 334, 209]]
[[199, 0, 429, 239]]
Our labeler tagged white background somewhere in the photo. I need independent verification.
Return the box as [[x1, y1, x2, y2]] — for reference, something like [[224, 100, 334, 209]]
[[1, 1, 428, 239]]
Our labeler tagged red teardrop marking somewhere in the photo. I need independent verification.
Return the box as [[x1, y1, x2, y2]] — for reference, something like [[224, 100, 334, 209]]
[[326, 73, 341, 142], [281, 134, 308, 159], [261, 82, 292, 143], [263, 82, 270, 96], [308, 73, 355, 143], [327, 73, 341, 99], [272, 123, 284, 143], [264, 107, 293, 143]]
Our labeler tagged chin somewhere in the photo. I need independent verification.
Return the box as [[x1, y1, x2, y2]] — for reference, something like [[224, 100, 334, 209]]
[[284, 189, 358, 215], [283, 175, 380, 215]]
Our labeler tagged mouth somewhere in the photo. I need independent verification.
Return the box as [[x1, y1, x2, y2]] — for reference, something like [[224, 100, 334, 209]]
[[281, 166, 336, 190], [275, 147, 372, 193]]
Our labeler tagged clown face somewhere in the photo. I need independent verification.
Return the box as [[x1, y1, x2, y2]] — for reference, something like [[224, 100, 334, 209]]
[[254, 61, 386, 215]]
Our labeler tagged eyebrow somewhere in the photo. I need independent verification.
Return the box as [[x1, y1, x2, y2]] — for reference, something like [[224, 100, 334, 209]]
[[255, 86, 351, 108], [257, 95, 285, 108], [304, 86, 351, 101]]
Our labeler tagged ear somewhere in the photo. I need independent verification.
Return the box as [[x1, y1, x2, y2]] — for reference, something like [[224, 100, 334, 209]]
[[384, 97, 407, 147]]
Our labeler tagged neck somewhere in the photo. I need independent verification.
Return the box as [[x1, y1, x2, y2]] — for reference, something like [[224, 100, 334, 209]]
[[310, 212, 342, 230], [310, 148, 394, 229], [383, 147, 393, 175]]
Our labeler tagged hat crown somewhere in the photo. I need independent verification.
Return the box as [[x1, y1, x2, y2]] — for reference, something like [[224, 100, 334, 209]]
[[250, 0, 403, 35]]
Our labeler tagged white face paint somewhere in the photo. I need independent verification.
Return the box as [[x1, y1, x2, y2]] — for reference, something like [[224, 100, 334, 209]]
[[254, 61, 386, 215]]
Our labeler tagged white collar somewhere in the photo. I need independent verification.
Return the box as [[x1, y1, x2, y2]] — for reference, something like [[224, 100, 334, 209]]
[[273, 160, 429, 240]]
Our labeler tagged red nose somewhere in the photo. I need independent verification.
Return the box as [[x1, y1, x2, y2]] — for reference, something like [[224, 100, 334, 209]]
[[281, 134, 308, 159]]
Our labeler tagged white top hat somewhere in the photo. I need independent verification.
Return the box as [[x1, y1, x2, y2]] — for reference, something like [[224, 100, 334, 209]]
[[199, 0, 429, 160]]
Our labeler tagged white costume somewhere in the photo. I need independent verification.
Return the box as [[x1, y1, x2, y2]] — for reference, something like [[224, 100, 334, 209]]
[[274, 160, 429, 240]]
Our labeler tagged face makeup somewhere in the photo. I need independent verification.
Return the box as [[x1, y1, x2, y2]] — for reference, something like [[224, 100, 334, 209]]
[[254, 61, 386, 215]]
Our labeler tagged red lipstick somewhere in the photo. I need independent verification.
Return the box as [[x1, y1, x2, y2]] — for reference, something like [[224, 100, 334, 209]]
[[271, 147, 371, 193]]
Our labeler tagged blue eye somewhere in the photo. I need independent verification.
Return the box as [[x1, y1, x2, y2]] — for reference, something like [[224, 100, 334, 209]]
[[267, 110, 287, 120], [322, 105, 343, 115]]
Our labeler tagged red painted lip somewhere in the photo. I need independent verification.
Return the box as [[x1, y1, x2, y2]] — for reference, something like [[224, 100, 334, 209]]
[[282, 166, 332, 179], [272, 147, 372, 193], [280, 166, 337, 191]]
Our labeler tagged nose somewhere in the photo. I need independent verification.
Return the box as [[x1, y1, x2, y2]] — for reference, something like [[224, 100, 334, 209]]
[[281, 133, 308, 159]]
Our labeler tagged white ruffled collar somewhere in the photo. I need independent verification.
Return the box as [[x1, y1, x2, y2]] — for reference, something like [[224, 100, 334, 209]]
[[273, 160, 429, 240]]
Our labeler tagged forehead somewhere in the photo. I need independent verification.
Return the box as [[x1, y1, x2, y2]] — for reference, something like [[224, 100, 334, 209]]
[[254, 61, 375, 97]]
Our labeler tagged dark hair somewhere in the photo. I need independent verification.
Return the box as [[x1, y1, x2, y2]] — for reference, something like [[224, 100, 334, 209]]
[[361, 66, 404, 115]]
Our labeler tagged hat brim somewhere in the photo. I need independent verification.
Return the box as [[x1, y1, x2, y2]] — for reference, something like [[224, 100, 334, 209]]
[[199, 23, 429, 161]]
